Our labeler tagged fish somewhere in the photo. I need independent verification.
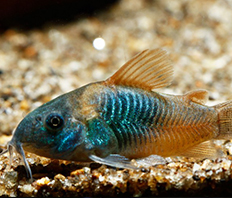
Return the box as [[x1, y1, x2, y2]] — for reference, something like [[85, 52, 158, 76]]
[[1, 48, 232, 180]]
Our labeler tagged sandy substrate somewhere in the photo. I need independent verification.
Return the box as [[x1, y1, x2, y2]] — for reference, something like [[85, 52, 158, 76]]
[[1, 0, 232, 196]]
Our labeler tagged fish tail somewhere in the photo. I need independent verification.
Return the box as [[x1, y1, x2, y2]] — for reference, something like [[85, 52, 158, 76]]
[[215, 100, 232, 139]]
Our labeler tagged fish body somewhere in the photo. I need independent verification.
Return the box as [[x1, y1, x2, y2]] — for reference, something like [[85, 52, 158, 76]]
[[73, 83, 218, 159], [3, 49, 232, 179]]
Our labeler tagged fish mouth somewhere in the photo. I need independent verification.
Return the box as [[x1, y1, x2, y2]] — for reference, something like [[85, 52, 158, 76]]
[[0, 140, 33, 181]]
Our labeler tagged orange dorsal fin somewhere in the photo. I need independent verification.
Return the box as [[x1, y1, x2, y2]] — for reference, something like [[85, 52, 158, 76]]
[[183, 90, 209, 105], [105, 49, 174, 91]]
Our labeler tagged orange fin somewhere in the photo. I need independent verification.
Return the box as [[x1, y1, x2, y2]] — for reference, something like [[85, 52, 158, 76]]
[[183, 90, 209, 105], [178, 140, 224, 159], [105, 49, 173, 91]]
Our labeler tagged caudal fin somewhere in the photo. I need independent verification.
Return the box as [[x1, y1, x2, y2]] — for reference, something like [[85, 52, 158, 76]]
[[215, 101, 232, 139]]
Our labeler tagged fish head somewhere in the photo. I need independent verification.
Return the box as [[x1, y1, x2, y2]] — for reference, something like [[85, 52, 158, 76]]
[[8, 92, 88, 165]]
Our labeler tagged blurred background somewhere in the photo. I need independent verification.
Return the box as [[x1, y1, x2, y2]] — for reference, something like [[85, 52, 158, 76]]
[[1, 0, 232, 138]]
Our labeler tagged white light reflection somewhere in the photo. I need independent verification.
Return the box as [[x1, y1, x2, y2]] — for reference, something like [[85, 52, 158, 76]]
[[93, 37, 106, 50]]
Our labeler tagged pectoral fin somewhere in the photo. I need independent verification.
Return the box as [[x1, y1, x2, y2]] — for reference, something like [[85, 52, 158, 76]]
[[89, 154, 138, 169], [89, 154, 167, 169]]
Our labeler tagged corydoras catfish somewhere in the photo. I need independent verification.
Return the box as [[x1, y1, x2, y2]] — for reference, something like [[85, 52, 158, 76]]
[[1, 49, 232, 180]]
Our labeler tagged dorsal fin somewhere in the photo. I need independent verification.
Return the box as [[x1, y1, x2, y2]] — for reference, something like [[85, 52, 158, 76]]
[[105, 49, 174, 91]]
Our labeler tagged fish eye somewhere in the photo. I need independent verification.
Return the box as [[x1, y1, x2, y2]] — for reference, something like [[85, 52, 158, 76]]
[[45, 113, 64, 131]]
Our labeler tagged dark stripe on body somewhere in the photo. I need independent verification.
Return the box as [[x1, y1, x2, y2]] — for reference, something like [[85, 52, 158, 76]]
[[96, 86, 217, 154], [98, 87, 166, 152]]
